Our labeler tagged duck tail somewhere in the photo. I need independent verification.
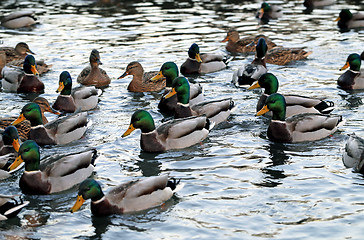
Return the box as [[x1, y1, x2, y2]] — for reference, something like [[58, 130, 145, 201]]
[[315, 100, 335, 114], [205, 118, 215, 131], [90, 149, 98, 166], [223, 55, 233, 66]]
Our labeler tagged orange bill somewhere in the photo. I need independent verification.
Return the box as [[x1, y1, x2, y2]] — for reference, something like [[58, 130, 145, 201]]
[[8, 155, 23, 171], [12, 114, 26, 125], [70, 195, 85, 213], [256, 105, 270, 116], [248, 82, 261, 90], [151, 71, 164, 81], [56, 82, 64, 93], [164, 88, 177, 99], [122, 124, 136, 137], [340, 61, 350, 71], [221, 36, 229, 43], [195, 53, 202, 63], [12, 139, 20, 152], [31, 65, 39, 75]]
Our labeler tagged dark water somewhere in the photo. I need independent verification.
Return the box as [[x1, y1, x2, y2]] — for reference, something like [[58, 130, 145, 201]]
[[0, 0, 363, 239]]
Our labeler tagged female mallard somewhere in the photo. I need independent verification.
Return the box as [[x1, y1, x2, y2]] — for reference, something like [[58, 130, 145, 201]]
[[165, 76, 235, 126], [0, 194, 29, 220], [336, 9, 364, 32], [77, 49, 111, 88], [342, 133, 364, 173], [256, 2, 282, 23], [338, 53, 364, 90], [232, 38, 267, 87], [180, 43, 229, 75], [122, 110, 212, 152], [256, 93, 344, 143], [8, 140, 97, 195], [71, 174, 183, 216], [265, 47, 312, 66], [248, 73, 334, 117], [12, 102, 87, 145], [118, 61, 166, 92], [221, 30, 277, 54], [303, 0, 335, 13], [1, 55, 44, 93], [152, 62, 204, 113], [1, 10, 36, 29], [53, 71, 98, 113]]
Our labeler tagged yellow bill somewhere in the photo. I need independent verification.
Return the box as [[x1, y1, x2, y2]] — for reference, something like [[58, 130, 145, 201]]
[[8, 155, 23, 171], [56, 82, 64, 93], [122, 124, 136, 137], [12, 114, 26, 126], [70, 195, 85, 213], [256, 105, 270, 116], [195, 53, 202, 63], [164, 88, 177, 99], [12, 139, 20, 152], [340, 61, 350, 71], [248, 82, 261, 90], [151, 71, 164, 81], [31, 65, 39, 75]]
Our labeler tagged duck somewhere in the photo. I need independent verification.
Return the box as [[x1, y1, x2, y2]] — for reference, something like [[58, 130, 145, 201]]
[[248, 73, 334, 117], [335, 9, 364, 33], [77, 49, 111, 88], [221, 30, 277, 54], [0, 125, 20, 155], [70, 174, 183, 216], [0, 194, 29, 220], [152, 62, 204, 114], [265, 47, 312, 66], [12, 102, 87, 145], [118, 61, 166, 92], [180, 43, 229, 76], [165, 76, 235, 126], [122, 110, 212, 152], [256, 93, 344, 143], [8, 140, 97, 195], [342, 133, 364, 173], [53, 71, 98, 113], [338, 53, 364, 90], [1, 10, 36, 29], [1, 54, 44, 93], [303, 0, 335, 13], [232, 38, 267, 87], [256, 2, 282, 23]]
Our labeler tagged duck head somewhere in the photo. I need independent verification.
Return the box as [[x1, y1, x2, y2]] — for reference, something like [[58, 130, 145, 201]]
[[23, 55, 39, 75], [2, 126, 20, 152], [165, 77, 190, 105], [256, 38, 268, 59], [70, 178, 104, 213], [122, 110, 156, 136], [15, 42, 35, 55], [8, 140, 40, 171], [12, 103, 43, 127], [340, 53, 361, 72], [152, 62, 179, 87], [248, 73, 279, 94], [188, 43, 202, 63], [90, 49, 102, 66], [256, 93, 286, 121], [57, 71, 73, 95]]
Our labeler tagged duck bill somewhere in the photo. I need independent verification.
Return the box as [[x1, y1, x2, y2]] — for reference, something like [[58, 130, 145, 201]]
[[195, 53, 202, 63], [49, 107, 61, 115], [164, 88, 177, 99], [31, 65, 39, 75], [335, 17, 340, 22], [12, 114, 26, 126], [12, 139, 20, 152], [70, 195, 85, 213], [248, 81, 261, 90], [97, 59, 103, 65], [259, 8, 264, 19], [8, 155, 23, 171], [27, 48, 36, 55], [118, 71, 129, 79], [151, 71, 164, 81], [221, 36, 229, 42], [122, 124, 136, 137], [340, 61, 350, 71], [256, 105, 270, 116], [56, 82, 64, 93]]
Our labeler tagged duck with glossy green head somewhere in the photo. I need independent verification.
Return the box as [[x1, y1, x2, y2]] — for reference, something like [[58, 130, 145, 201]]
[[77, 49, 111, 88], [152, 62, 204, 113], [180, 43, 229, 76], [12, 102, 87, 145], [1, 10, 36, 29], [8, 140, 97, 195], [256, 2, 282, 23], [118, 61, 166, 92], [165, 77, 235, 126], [122, 110, 212, 152], [256, 93, 344, 143], [0, 126, 20, 156], [248, 73, 334, 117], [335, 9, 364, 33], [338, 53, 364, 90], [343, 133, 364, 173], [0, 194, 29, 220], [70, 174, 183, 216]]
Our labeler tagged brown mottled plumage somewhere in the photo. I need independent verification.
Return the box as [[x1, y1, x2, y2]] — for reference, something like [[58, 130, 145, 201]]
[[265, 47, 312, 65]]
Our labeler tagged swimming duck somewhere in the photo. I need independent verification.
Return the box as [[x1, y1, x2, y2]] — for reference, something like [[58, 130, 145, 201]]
[[342, 133, 364, 173], [0, 126, 20, 155], [77, 49, 111, 88], [256, 2, 282, 23], [12, 102, 87, 145], [1, 10, 36, 29], [0, 194, 29, 220], [152, 62, 204, 113], [71, 174, 183, 216], [248, 73, 334, 117], [53, 71, 98, 113], [338, 53, 364, 90], [165, 76, 235, 126], [232, 38, 267, 87], [122, 110, 212, 152], [118, 61, 166, 92], [265, 47, 312, 66], [180, 43, 229, 75], [8, 140, 97, 195], [303, 0, 335, 13], [336, 9, 364, 32], [256, 93, 344, 143], [221, 30, 277, 54]]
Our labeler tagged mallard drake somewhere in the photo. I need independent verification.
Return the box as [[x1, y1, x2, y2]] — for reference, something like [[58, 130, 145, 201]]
[[248, 73, 334, 117], [303, 0, 335, 13], [118, 61, 166, 92], [256, 93, 344, 143], [8, 140, 97, 195], [0, 126, 20, 155], [232, 38, 267, 87], [70, 174, 183, 216], [221, 30, 277, 54], [336, 9, 364, 32], [53, 71, 98, 113], [1, 10, 36, 29], [165, 76, 235, 126], [12, 102, 87, 145], [180, 43, 229, 75], [0, 194, 29, 220], [338, 53, 364, 90], [152, 62, 204, 113], [265, 47, 312, 66], [1, 55, 44, 93], [342, 133, 364, 173], [122, 110, 212, 152], [77, 49, 111, 88], [256, 2, 282, 23]]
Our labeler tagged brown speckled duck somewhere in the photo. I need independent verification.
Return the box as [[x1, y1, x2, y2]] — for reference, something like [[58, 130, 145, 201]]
[[265, 47, 312, 66]]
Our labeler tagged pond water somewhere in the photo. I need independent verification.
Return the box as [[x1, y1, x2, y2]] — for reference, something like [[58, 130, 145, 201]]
[[0, 0, 364, 239]]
